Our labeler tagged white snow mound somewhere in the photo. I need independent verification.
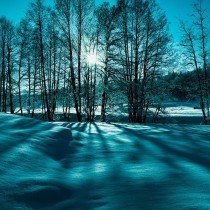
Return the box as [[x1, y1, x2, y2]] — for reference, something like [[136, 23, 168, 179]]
[[1, 114, 210, 209], [0, 113, 73, 209]]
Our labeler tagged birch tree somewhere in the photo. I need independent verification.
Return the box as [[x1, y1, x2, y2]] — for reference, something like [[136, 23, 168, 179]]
[[27, 0, 52, 121], [180, 0, 210, 124], [96, 2, 119, 122], [116, 0, 170, 123], [55, 0, 82, 121]]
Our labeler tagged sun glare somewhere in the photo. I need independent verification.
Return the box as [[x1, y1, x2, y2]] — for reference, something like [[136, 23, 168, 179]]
[[87, 52, 98, 65]]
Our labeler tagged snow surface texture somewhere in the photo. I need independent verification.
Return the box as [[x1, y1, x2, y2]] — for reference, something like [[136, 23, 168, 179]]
[[1, 114, 210, 209], [0, 113, 72, 210]]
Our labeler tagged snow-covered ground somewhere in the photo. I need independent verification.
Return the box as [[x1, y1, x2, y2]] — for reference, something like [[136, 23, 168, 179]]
[[1, 113, 210, 209], [15, 102, 204, 124], [163, 102, 202, 116]]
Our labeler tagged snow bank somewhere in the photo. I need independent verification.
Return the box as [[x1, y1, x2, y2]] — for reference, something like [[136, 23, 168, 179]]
[[0, 113, 73, 210], [57, 122, 210, 210], [1, 115, 210, 209]]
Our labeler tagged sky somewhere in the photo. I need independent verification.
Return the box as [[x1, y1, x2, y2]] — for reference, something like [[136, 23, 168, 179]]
[[0, 0, 115, 23], [156, 0, 210, 43], [0, 0, 209, 43]]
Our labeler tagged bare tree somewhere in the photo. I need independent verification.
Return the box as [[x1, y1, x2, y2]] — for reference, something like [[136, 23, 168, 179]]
[[0, 17, 16, 113], [27, 0, 52, 121], [16, 19, 32, 115], [180, 0, 210, 124], [0, 17, 8, 112], [83, 28, 99, 122], [116, 0, 170, 123], [96, 2, 119, 122], [6, 21, 15, 114], [55, 0, 82, 121]]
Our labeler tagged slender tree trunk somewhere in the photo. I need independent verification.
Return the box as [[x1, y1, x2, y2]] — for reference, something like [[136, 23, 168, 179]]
[[28, 58, 31, 114], [77, 0, 82, 115], [7, 41, 14, 114], [1, 39, 6, 112], [31, 51, 38, 119], [38, 18, 51, 121], [68, 21, 82, 122], [18, 48, 23, 115], [189, 30, 206, 123], [101, 47, 109, 122]]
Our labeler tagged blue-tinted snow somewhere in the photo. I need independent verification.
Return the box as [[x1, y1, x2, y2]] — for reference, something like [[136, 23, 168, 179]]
[[1, 114, 210, 209]]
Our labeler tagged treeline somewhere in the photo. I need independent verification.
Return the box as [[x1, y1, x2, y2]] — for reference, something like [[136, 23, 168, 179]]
[[165, 68, 210, 102], [0, 0, 209, 124], [0, 0, 171, 123], [180, 1, 210, 124]]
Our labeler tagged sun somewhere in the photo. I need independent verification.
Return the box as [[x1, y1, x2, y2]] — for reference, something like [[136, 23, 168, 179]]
[[86, 52, 98, 65]]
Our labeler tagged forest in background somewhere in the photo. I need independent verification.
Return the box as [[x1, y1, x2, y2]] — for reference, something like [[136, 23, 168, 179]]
[[0, 0, 209, 124]]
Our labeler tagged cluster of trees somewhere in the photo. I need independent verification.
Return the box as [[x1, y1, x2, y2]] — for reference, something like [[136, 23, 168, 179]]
[[0, 0, 209, 124], [165, 68, 210, 102], [180, 0, 210, 124], [0, 0, 171, 123]]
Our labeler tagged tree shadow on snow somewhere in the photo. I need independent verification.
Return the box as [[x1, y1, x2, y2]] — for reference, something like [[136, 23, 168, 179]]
[[34, 122, 210, 209]]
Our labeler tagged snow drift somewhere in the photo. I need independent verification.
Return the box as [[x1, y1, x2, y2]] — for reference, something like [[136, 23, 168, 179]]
[[0, 113, 73, 210], [1, 114, 210, 209]]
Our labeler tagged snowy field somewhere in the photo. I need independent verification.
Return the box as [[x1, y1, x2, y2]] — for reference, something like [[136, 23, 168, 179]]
[[15, 102, 204, 124], [1, 113, 210, 209]]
